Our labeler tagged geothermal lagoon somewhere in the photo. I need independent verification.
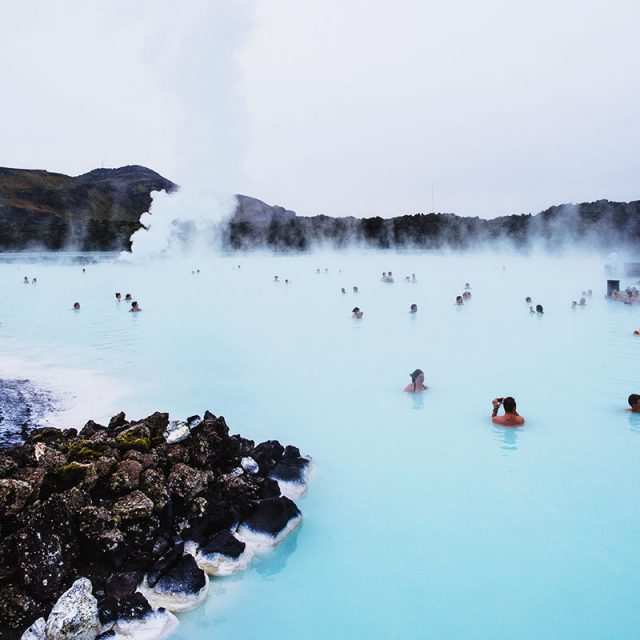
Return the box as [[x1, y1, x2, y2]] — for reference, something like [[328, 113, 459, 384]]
[[2, 250, 640, 639]]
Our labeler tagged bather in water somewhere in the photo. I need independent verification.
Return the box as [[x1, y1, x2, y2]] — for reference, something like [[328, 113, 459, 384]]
[[404, 369, 428, 393]]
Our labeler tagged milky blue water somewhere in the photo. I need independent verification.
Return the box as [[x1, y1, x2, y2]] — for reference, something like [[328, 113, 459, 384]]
[[2, 250, 640, 639]]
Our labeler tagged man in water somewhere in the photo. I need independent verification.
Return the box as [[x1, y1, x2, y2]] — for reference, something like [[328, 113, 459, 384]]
[[409, 303, 418, 313], [129, 301, 142, 312], [352, 307, 363, 319], [627, 394, 640, 413], [491, 397, 525, 426]]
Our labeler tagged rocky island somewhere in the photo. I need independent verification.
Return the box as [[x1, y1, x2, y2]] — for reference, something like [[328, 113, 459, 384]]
[[0, 410, 311, 639]]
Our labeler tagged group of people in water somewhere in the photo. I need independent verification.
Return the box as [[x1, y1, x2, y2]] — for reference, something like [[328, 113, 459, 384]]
[[403, 369, 525, 426], [611, 287, 640, 304], [71, 292, 141, 312], [115, 292, 142, 312]]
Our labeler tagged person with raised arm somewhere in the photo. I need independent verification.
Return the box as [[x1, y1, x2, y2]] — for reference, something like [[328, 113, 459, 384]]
[[491, 396, 524, 426]]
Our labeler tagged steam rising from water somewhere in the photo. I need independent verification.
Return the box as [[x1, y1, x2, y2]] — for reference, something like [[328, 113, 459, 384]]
[[124, 2, 251, 261], [124, 189, 237, 260]]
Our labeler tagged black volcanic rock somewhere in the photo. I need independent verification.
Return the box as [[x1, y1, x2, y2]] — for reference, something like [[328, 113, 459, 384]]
[[0, 165, 177, 251], [0, 409, 309, 637]]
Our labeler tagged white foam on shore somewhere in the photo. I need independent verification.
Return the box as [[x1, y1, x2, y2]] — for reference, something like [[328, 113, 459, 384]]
[[137, 576, 210, 613], [190, 545, 255, 576], [0, 350, 127, 429], [109, 609, 179, 640], [235, 513, 303, 552], [271, 460, 314, 500]]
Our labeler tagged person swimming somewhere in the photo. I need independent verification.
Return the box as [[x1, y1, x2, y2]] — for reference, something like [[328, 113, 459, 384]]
[[341, 288, 346, 294], [455, 295, 464, 305], [23, 276, 29, 284], [491, 396, 524, 426], [536, 304, 544, 313], [353, 286, 359, 293], [115, 292, 122, 302], [525, 296, 532, 303], [125, 293, 132, 301], [352, 307, 363, 319], [73, 302, 80, 310], [404, 369, 428, 393], [409, 303, 418, 313], [129, 301, 142, 312], [627, 394, 640, 413]]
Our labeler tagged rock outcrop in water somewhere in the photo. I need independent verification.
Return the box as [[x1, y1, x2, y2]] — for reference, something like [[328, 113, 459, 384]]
[[0, 166, 177, 251], [0, 410, 312, 639]]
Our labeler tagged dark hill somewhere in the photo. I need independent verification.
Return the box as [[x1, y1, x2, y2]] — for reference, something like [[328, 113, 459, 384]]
[[0, 166, 177, 251], [2, 166, 639, 252], [223, 197, 640, 252]]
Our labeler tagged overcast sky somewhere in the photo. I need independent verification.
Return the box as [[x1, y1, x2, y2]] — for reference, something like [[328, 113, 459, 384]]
[[1, 0, 639, 218]]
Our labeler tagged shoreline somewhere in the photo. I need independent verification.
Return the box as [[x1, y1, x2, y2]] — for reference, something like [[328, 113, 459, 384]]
[[0, 351, 128, 438]]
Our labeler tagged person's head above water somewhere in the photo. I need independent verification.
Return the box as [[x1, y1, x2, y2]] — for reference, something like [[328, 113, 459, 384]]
[[503, 396, 517, 413], [410, 303, 418, 313], [628, 394, 640, 411], [405, 368, 427, 392], [525, 296, 532, 303], [125, 293, 132, 300], [536, 304, 544, 313], [456, 295, 463, 305], [73, 302, 80, 310], [352, 307, 363, 318]]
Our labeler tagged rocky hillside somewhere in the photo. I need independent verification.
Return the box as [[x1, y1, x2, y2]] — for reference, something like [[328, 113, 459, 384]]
[[223, 197, 640, 251], [2, 165, 639, 252], [0, 166, 177, 251]]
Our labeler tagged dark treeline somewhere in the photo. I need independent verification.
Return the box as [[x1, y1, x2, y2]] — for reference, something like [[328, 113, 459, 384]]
[[2, 167, 640, 252], [222, 198, 640, 252]]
